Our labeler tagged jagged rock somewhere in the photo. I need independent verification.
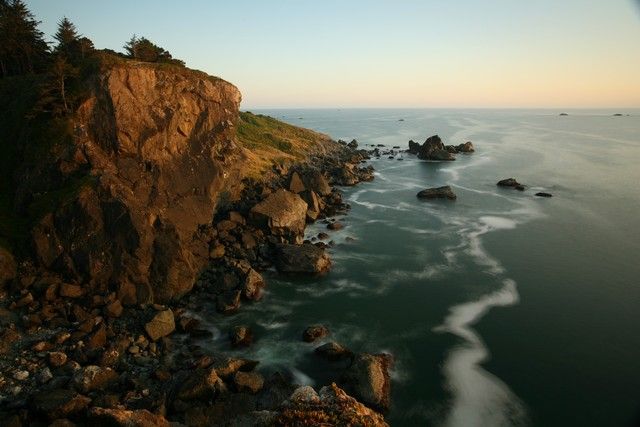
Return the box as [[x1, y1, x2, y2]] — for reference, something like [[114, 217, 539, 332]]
[[0, 247, 16, 288], [416, 186, 457, 200], [347, 139, 359, 149], [289, 171, 306, 193], [340, 353, 393, 412], [300, 190, 322, 221], [274, 244, 331, 275], [233, 371, 264, 394], [315, 342, 353, 361], [144, 309, 175, 341], [87, 407, 170, 427], [32, 389, 91, 420], [277, 383, 388, 426], [456, 141, 475, 153], [301, 169, 332, 196], [303, 324, 329, 342], [73, 365, 118, 393], [230, 325, 253, 347], [250, 189, 308, 241], [28, 63, 242, 304]]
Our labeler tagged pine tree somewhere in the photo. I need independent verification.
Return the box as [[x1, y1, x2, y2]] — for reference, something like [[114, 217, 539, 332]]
[[0, 0, 49, 77], [123, 35, 184, 66], [54, 17, 79, 57]]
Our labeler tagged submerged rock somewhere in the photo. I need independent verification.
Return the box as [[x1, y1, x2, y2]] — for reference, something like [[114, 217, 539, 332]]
[[416, 186, 457, 200], [303, 324, 330, 342], [230, 325, 253, 347], [274, 244, 331, 275]]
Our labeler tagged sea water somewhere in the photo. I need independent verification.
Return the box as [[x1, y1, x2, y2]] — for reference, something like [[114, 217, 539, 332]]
[[209, 109, 640, 426]]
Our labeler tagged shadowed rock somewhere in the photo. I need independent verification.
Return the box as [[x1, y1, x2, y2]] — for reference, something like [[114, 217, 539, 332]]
[[274, 244, 331, 275]]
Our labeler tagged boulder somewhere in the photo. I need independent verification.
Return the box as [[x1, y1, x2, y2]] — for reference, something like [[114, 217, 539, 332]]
[[250, 189, 308, 240], [274, 244, 331, 275], [241, 268, 264, 301], [415, 135, 455, 161], [144, 309, 175, 341], [456, 141, 475, 153], [327, 221, 344, 230], [213, 357, 259, 378], [230, 325, 253, 347], [315, 342, 353, 361], [416, 186, 457, 200], [73, 365, 119, 393], [497, 178, 521, 187], [303, 325, 330, 342], [0, 247, 16, 288], [301, 169, 332, 196], [232, 371, 264, 394], [340, 353, 393, 412], [289, 172, 306, 193], [175, 367, 224, 401], [87, 407, 170, 427]]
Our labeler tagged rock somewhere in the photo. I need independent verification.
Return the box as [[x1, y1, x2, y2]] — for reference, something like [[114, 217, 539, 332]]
[[13, 370, 29, 381], [303, 324, 329, 342], [515, 185, 526, 191], [37, 367, 53, 384], [232, 371, 264, 394], [347, 139, 358, 149], [48, 351, 68, 367], [32, 389, 91, 420], [59, 283, 84, 298], [241, 268, 264, 301], [216, 219, 236, 232], [0, 247, 16, 288], [410, 135, 456, 161], [327, 221, 343, 230], [250, 189, 308, 240], [274, 244, 331, 275], [315, 342, 353, 361], [288, 171, 306, 193], [559, 113, 568, 116], [217, 289, 242, 314], [73, 365, 119, 393], [341, 353, 393, 412], [213, 357, 259, 378], [497, 178, 521, 187], [230, 326, 253, 347], [105, 299, 123, 318], [535, 192, 553, 197], [456, 141, 475, 153], [301, 169, 332, 196], [175, 367, 224, 401], [416, 186, 457, 200], [86, 323, 107, 350], [300, 190, 322, 221], [87, 407, 170, 427], [277, 383, 388, 426], [144, 309, 175, 341], [209, 242, 226, 259]]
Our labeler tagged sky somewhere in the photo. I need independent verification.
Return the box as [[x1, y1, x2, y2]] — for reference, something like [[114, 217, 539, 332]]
[[28, 0, 640, 109]]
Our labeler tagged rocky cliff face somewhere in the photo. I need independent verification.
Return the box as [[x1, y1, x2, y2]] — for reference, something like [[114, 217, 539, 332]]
[[27, 62, 242, 303]]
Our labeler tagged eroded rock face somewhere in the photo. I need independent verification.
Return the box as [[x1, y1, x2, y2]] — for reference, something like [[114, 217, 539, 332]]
[[26, 63, 242, 303]]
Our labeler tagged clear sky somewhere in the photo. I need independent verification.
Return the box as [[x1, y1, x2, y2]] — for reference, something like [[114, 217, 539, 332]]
[[28, 0, 640, 108]]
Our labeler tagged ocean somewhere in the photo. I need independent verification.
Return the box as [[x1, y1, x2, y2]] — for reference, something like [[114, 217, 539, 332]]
[[209, 109, 640, 426]]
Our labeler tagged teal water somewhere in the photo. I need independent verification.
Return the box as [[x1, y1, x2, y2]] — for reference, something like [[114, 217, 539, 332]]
[[213, 109, 640, 426]]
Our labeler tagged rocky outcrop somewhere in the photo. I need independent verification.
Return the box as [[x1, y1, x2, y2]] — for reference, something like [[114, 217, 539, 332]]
[[274, 243, 331, 275], [25, 62, 242, 303], [408, 135, 455, 161], [417, 185, 457, 200]]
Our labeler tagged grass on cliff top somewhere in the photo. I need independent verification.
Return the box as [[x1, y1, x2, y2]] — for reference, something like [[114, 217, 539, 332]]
[[236, 111, 332, 177]]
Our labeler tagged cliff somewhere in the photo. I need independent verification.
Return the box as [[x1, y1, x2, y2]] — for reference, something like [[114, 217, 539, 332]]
[[1, 54, 335, 303]]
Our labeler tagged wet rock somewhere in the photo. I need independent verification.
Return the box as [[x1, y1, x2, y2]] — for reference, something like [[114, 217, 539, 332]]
[[348, 139, 359, 149], [32, 389, 91, 420], [535, 192, 553, 197], [144, 309, 175, 341], [250, 189, 308, 240], [456, 141, 475, 153], [497, 178, 521, 187], [213, 357, 259, 378], [327, 221, 343, 230], [87, 407, 170, 427], [417, 186, 457, 200], [241, 268, 264, 301], [233, 371, 264, 394], [73, 365, 119, 393], [217, 289, 242, 314], [315, 342, 353, 361], [410, 135, 456, 161], [274, 244, 331, 275], [341, 353, 393, 412], [515, 185, 526, 191], [230, 325, 253, 347], [175, 367, 224, 401], [303, 325, 330, 342]]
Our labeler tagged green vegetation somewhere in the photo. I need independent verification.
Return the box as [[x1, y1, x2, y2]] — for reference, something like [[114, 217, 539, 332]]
[[123, 34, 185, 66]]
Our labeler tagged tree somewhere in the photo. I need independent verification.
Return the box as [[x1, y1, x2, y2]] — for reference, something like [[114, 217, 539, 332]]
[[54, 17, 79, 56], [0, 0, 49, 77], [49, 55, 77, 113], [123, 35, 185, 66]]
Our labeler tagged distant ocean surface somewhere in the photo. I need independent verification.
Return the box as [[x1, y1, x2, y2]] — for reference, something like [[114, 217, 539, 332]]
[[218, 109, 640, 426]]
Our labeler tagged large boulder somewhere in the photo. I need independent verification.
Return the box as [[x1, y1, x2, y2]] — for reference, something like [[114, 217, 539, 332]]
[[301, 169, 332, 196], [24, 62, 242, 304], [416, 186, 457, 200], [250, 189, 308, 241], [144, 309, 175, 341], [274, 244, 331, 275], [340, 353, 393, 412]]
